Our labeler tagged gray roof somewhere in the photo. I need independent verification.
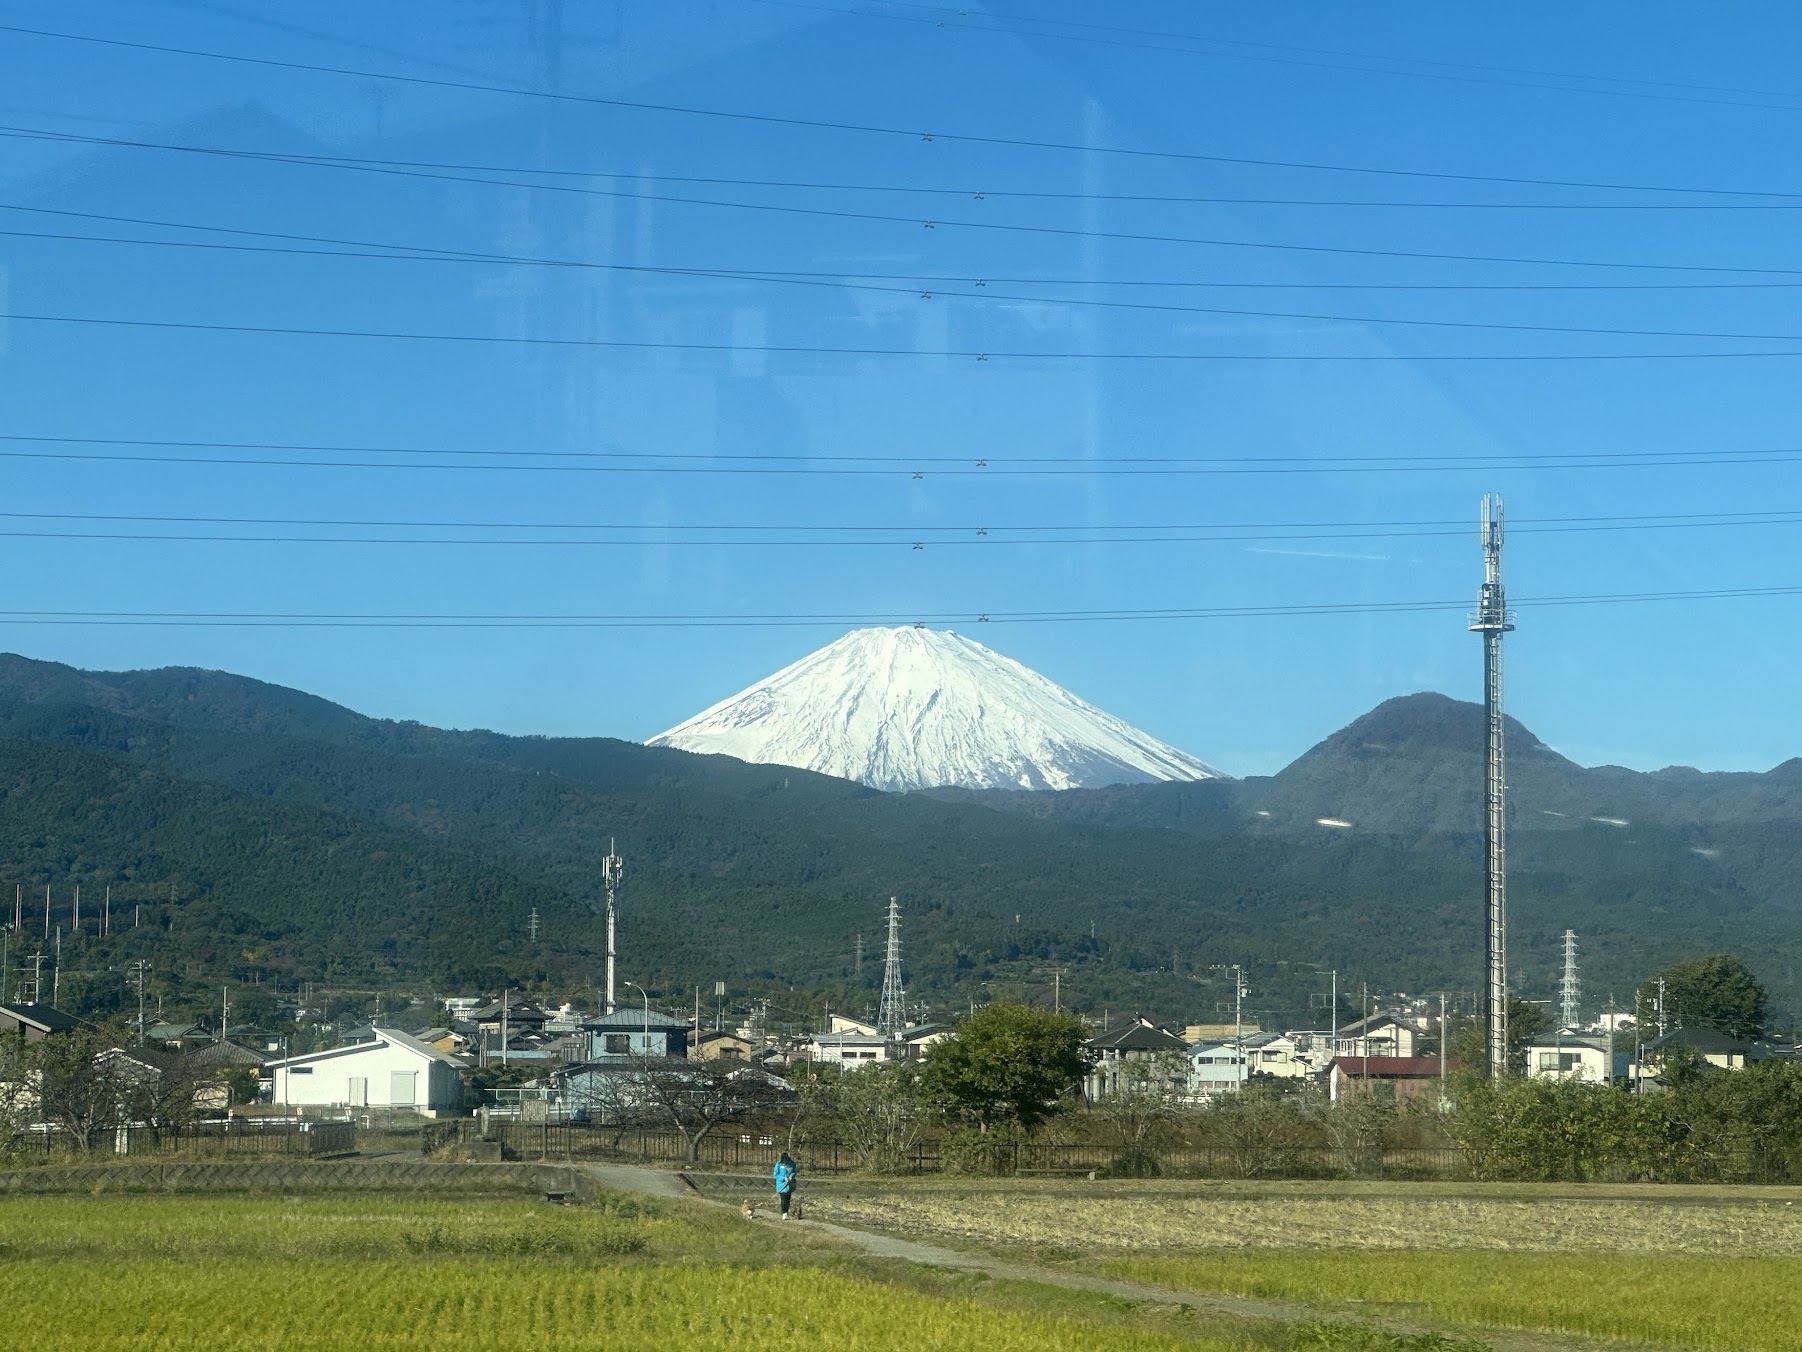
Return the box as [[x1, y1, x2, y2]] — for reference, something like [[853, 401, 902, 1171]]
[[583, 1008, 689, 1031], [0, 1003, 79, 1035], [184, 1039, 272, 1069], [1089, 1022, 1187, 1054], [266, 1027, 462, 1071]]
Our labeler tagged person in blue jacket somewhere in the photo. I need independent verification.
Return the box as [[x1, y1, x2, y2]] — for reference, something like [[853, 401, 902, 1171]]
[[772, 1152, 797, 1219]]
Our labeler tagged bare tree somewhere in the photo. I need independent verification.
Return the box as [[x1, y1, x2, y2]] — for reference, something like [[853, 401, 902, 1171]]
[[800, 1062, 932, 1174], [1086, 1050, 1191, 1176], [633, 1062, 789, 1163]]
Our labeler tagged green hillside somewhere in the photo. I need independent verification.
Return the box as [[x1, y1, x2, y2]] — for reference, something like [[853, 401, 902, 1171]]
[[0, 657, 1796, 1027]]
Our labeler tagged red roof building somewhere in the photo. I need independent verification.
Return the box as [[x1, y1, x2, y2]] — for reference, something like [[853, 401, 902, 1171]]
[[1327, 1054, 1451, 1103]]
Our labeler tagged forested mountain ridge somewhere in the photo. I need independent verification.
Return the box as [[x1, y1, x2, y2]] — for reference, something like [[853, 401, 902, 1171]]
[[0, 655, 1795, 1022]]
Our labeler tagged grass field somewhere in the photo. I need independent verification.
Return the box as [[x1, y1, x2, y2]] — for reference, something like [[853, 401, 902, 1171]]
[[0, 1193, 1266, 1352]]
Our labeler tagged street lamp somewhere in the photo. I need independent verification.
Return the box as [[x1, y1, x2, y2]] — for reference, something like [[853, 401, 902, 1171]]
[[623, 981, 650, 1057]]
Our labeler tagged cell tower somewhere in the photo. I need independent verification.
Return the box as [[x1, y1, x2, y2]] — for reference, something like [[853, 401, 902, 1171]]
[[877, 897, 906, 1041], [1469, 493, 1515, 1079], [600, 839, 624, 1014], [1559, 929, 1581, 1030]]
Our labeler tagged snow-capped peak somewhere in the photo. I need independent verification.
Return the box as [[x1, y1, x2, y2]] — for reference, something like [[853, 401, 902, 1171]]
[[647, 626, 1227, 792]]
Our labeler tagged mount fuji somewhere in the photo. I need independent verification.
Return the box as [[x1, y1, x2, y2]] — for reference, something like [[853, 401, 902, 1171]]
[[647, 626, 1226, 792]]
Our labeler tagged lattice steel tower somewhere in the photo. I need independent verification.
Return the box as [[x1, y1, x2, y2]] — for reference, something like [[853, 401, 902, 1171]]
[[1470, 494, 1516, 1079], [1559, 929, 1581, 1030], [877, 896, 906, 1041]]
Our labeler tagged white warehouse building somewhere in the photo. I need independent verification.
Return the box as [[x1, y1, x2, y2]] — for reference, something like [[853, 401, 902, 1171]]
[[266, 1028, 464, 1116]]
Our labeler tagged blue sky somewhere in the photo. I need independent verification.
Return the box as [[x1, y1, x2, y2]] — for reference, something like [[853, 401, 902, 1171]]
[[2, 2, 1801, 775]]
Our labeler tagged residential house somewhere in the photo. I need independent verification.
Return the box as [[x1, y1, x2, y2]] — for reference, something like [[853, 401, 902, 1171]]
[[691, 1030, 756, 1062], [264, 1028, 464, 1115], [1523, 1031, 1625, 1083], [1631, 1027, 1797, 1083], [1182, 1023, 1260, 1045], [1186, 1042, 1250, 1098], [583, 1008, 690, 1061], [1333, 1013, 1427, 1060], [0, 1003, 78, 1042], [1327, 1055, 1447, 1103], [1086, 1017, 1189, 1099], [138, 1017, 208, 1048], [1241, 1031, 1313, 1079]]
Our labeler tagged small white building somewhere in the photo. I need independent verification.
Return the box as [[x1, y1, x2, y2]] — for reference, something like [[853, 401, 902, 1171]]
[[804, 1032, 895, 1065], [1524, 1031, 1623, 1083], [265, 1028, 464, 1116]]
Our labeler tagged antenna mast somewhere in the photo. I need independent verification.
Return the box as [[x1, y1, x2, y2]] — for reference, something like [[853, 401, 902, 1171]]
[[1559, 930, 1581, 1030], [877, 897, 906, 1042], [601, 839, 624, 1014], [1470, 494, 1516, 1079]]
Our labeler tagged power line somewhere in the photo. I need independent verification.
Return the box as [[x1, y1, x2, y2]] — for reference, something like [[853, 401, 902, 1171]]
[[26, 208, 1802, 344], [21, 132, 1802, 293], [2, 507, 1802, 548], [6, 23, 1802, 200], [15, 125, 1802, 210], [7, 439, 1802, 478], [12, 308, 1802, 364], [750, 0, 1802, 114], [0, 585, 1796, 628], [10, 164, 1802, 279]]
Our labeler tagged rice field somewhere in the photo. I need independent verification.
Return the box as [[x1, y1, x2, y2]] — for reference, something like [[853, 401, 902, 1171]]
[[813, 1181, 1802, 1351], [1108, 1251, 1802, 1352], [0, 1194, 1239, 1352], [812, 1180, 1802, 1254]]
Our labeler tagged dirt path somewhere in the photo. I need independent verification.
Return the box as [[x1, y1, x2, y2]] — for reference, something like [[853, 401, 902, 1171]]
[[570, 1164, 1600, 1352]]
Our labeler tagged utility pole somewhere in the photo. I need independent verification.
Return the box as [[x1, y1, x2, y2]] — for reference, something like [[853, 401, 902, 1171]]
[[877, 897, 906, 1043], [715, 981, 726, 1033], [104, 885, 111, 938], [73, 883, 79, 935], [22, 952, 46, 1005], [220, 987, 229, 1042], [12, 883, 19, 930], [130, 960, 151, 1044], [1559, 930, 1581, 1030], [1470, 493, 1516, 1080], [1656, 977, 1668, 1036], [600, 839, 623, 1014]]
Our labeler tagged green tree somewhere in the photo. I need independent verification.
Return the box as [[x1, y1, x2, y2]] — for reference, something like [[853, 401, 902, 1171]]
[[924, 1003, 1089, 1134], [1642, 953, 1768, 1041]]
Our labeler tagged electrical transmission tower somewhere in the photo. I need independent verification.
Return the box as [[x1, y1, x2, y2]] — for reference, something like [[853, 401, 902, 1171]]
[[601, 839, 624, 1014], [1469, 494, 1516, 1080], [1559, 930, 1581, 1030], [877, 897, 906, 1041], [527, 908, 540, 945]]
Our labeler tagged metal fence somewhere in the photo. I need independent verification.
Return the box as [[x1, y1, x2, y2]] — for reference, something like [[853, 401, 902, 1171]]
[[10, 1119, 356, 1160], [475, 1126, 1802, 1184]]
